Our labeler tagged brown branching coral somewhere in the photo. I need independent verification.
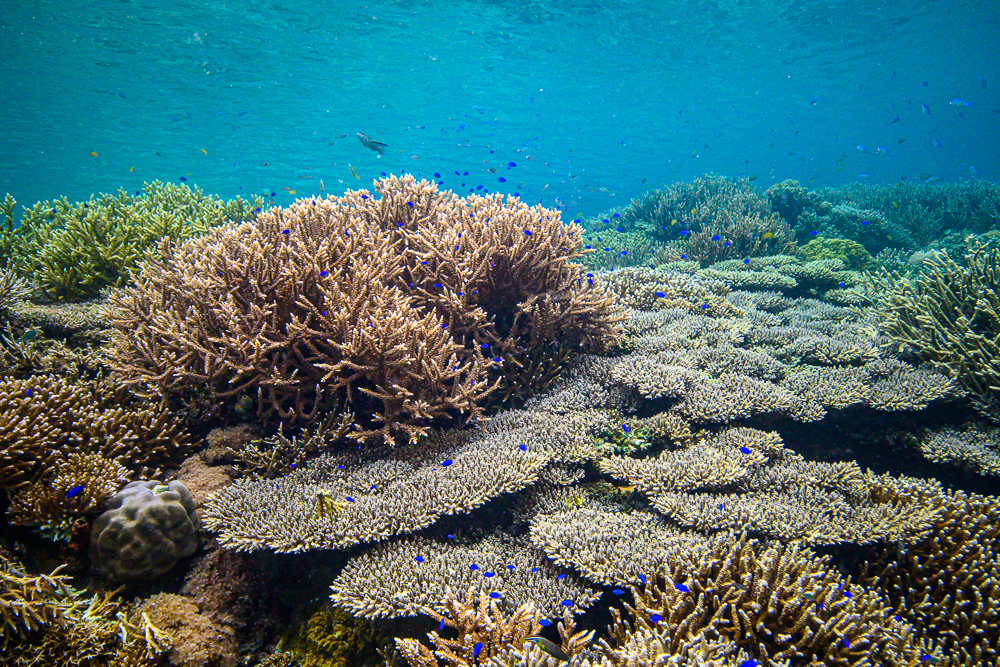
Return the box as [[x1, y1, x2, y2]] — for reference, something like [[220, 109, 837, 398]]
[[332, 534, 599, 621], [611, 533, 927, 667], [394, 588, 543, 667], [107, 175, 620, 442], [2, 550, 171, 665], [7, 452, 129, 538], [0, 374, 195, 492], [862, 490, 1000, 667]]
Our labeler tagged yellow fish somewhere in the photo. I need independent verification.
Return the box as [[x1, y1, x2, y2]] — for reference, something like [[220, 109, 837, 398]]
[[129, 166, 134, 172], [690, 208, 697, 215], [288, 189, 296, 195], [349, 164, 360, 180], [200, 148, 208, 156], [89, 152, 98, 157], [763, 232, 775, 239]]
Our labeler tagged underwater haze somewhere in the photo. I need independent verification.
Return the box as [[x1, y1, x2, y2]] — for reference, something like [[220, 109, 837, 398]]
[[2, 0, 997, 214]]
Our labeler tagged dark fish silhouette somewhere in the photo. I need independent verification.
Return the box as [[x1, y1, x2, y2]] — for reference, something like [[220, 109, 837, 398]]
[[357, 132, 387, 154]]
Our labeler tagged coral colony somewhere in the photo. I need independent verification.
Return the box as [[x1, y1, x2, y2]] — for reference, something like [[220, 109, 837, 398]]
[[1, 175, 999, 667]]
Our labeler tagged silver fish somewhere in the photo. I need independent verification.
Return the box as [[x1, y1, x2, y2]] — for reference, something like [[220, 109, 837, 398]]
[[357, 132, 388, 154]]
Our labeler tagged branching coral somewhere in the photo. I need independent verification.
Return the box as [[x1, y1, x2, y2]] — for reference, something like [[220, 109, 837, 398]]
[[614, 533, 927, 667], [394, 589, 542, 667], [861, 490, 1000, 667], [107, 175, 621, 442], [1, 182, 267, 300], [7, 452, 129, 539], [863, 244, 1000, 402], [0, 374, 196, 492], [136, 593, 237, 667], [2, 550, 171, 665], [282, 601, 380, 667]]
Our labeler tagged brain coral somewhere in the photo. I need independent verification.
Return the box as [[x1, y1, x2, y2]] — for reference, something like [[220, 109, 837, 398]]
[[89, 480, 199, 583]]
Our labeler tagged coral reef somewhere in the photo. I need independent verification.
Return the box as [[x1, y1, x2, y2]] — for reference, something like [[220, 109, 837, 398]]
[[394, 588, 594, 667], [614, 533, 927, 667], [618, 175, 796, 266], [797, 236, 875, 271], [2, 549, 171, 665], [137, 592, 237, 667], [862, 490, 1000, 667], [915, 425, 1000, 476], [90, 481, 200, 583], [107, 175, 621, 442], [7, 452, 130, 539], [203, 407, 608, 552], [331, 533, 599, 620], [0, 182, 266, 301], [863, 244, 1000, 402], [0, 265, 32, 311], [0, 373, 196, 491], [282, 601, 380, 667]]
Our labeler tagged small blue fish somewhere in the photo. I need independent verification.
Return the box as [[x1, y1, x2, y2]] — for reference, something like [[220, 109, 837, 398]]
[[933, 138, 943, 148], [560, 599, 574, 607], [65, 485, 85, 499], [889, 116, 900, 124], [489, 592, 501, 599], [442, 459, 453, 466], [739, 446, 752, 454], [738, 661, 758, 667], [861, 220, 871, 225], [680, 254, 687, 260], [473, 642, 483, 658], [743, 258, 750, 264], [970, 166, 980, 176], [470, 563, 479, 570], [519, 444, 527, 451], [711, 235, 721, 241], [484, 571, 495, 577], [440, 619, 446, 630], [508, 161, 517, 167], [415, 556, 425, 562], [922, 104, 930, 115], [621, 424, 629, 434], [950, 98, 973, 108], [857, 173, 871, 181], [650, 614, 661, 623], [655, 291, 666, 298], [539, 618, 552, 627], [613, 589, 624, 596], [556, 573, 566, 580], [675, 583, 689, 592], [523, 229, 532, 236], [838, 281, 846, 288], [638, 574, 646, 584], [857, 145, 868, 153]]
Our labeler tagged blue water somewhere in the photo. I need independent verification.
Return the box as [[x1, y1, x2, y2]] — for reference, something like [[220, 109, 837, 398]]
[[2, 0, 996, 217]]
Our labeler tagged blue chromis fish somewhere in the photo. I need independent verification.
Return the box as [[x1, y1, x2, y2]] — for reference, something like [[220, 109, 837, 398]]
[[524, 637, 570, 663], [856, 144, 868, 153], [889, 115, 900, 124], [357, 132, 388, 154], [65, 485, 86, 499], [949, 98, 974, 108], [921, 104, 930, 115]]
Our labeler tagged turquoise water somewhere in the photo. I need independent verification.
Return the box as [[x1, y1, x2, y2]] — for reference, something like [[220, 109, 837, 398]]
[[2, 0, 996, 215]]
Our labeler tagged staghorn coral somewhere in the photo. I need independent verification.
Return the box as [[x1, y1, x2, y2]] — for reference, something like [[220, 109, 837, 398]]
[[0, 324, 109, 382], [862, 490, 1000, 667], [863, 244, 1000, 402], [107, 175, 621, 442], [90, 481, 200, 583], [7, 452, 129, 539], [616, 533, 927, 667], [0, 373, 196, 491], [0, 266, 32, 310], [530, 507, 708, 587], [4, 295, 111, 344], [203, 407, 609, 553], [331, 534, 599, 621], [797, 237, 875, 271], [1, 183, 267, 301], [2, 550, 171, 666]]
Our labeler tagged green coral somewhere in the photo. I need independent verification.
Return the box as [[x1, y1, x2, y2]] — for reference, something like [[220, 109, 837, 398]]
[[864, 243, 1000, 403], [798, 237, 875, 271], [283, 601, 382, 667], [1, 182, 266, 301]]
